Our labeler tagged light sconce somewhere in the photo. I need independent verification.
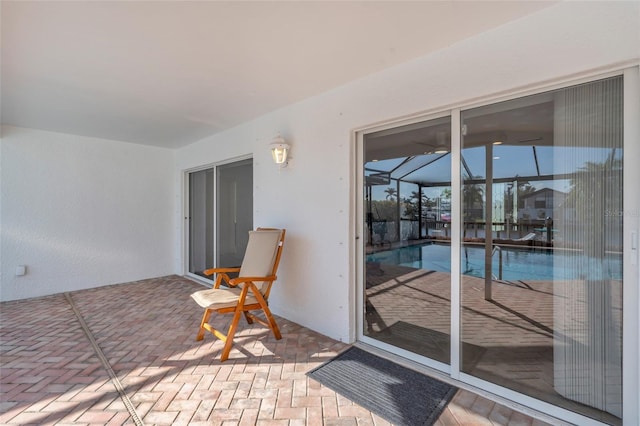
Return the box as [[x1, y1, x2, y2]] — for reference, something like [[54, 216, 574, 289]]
[[270, 134, 290, 168]]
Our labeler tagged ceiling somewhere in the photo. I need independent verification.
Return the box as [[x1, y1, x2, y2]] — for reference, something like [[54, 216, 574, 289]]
[[1, 1, 557, 149]]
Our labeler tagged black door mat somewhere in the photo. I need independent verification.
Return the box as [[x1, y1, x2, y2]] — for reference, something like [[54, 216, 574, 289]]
[[307, 346, 458, 426]]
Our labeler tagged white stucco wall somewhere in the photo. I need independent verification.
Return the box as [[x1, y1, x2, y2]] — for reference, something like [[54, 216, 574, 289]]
[[175, 1, 639, 344], [0, 126, 175, 301]]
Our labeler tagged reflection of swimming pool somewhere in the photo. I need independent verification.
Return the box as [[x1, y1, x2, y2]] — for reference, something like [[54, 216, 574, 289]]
[[367, 243, 622, 281]]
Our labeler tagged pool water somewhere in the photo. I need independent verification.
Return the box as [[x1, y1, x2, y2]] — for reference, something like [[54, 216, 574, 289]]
[[367, 243, 622, 281]]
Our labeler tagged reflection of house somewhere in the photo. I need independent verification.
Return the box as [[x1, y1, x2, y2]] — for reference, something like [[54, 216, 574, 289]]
[[518, 188, 567, 221]]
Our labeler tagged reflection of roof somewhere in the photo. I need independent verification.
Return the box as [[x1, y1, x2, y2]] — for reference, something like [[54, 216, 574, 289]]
[[365, 145, 619, 188], [520, 188, 567, 199], [364, 93, 621, 188]]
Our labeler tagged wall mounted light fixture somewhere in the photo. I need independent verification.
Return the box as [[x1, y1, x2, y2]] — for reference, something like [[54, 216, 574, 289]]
[[270, 134, 290, 168]]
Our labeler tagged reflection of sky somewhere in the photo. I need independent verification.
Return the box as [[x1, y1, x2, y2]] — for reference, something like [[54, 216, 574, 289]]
[[462, 146, 618, 180], [365, 158, 405, 174], [371, 185, 387, 200], [536, 179, 571, 192], [537, 146, 620, 175], [403, 154, 451, 183], [461, 147, 484, 178], [492, 146, 538, 177]]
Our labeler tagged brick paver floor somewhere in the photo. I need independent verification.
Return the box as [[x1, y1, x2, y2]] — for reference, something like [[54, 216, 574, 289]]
[[2, 275, 558, 425]]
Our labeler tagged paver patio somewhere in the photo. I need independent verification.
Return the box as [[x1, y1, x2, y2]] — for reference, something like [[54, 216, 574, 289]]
[[1, 275, 557, 425]]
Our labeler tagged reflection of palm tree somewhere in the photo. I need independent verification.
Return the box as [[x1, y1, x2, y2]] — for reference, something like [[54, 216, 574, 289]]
[[566, 158, 622, 258], [462, 183, 482, 203], [410, 190, 432, 207], [403, 196, 419, 220], [402, 191, 421, 220], [567, 159, 621, 207], [384, 187, 397, 201], [462, 178, 484, 220]]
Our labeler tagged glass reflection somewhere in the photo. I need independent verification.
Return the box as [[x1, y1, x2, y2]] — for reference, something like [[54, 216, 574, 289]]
[[363, 116, 452, 364], [460, 76, 623, 425]]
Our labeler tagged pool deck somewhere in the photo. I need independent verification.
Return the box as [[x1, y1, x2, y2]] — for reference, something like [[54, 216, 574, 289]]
[[1, 275, 558, 425], [365, 263, 622, 426]]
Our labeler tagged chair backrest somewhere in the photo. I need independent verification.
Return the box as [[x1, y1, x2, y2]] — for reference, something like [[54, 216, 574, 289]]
[[239, 228, 285, 294]]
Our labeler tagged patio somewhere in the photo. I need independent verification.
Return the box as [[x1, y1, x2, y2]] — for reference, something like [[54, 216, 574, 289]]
[[1, 275, 552, 425]]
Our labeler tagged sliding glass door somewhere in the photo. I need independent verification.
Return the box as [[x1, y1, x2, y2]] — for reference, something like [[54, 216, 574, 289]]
[[188, 158, 253, 279], [460, 76, 623, 425], [362, 116, 452, 367], [358, 72, 635, 425], [189, 168, 214, 277]]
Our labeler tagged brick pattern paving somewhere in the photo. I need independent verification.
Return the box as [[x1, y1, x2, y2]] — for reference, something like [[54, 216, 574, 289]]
[[437, 389, 553, 426], [2, 275, 551, 425], [365, 264, 620, 425], [0, 294, 128, 425]]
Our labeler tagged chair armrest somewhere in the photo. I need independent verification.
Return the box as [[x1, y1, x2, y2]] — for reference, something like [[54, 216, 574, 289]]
[[202, 266, 241, 276], [228, 275, 277, 286]]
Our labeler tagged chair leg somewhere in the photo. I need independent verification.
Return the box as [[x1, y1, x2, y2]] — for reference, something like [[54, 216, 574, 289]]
[[243, 311, 254, 324], [196, 309, 213, 341], [262, 305, 282, 340], [252, 289, 282, 340], [220, 307, 244, 362]]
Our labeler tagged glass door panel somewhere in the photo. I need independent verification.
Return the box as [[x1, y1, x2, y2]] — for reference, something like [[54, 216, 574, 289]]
[[189, 168, 214, 278], [363, 116, 452, 364], [216, 159, 253, 267], [188, 158, 253, 279], [460, 76, 623, 425]]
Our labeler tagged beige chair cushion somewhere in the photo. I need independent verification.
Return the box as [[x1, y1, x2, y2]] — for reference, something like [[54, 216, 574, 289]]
[[191, 287, 258, 309], [239, 229, 282, 292]]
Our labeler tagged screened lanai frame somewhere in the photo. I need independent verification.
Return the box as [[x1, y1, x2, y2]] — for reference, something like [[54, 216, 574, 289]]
[[363, 92, 623, 246], [364, 139, 567, 245], [353, 66, 640, 426]]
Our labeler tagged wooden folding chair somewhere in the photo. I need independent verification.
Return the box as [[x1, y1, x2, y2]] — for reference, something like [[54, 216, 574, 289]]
[[190, 228, 285, 361]]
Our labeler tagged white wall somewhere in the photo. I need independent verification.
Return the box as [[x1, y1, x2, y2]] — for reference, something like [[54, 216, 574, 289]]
[[175, 1, 640, 343], [0, 126, 175, 301]]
